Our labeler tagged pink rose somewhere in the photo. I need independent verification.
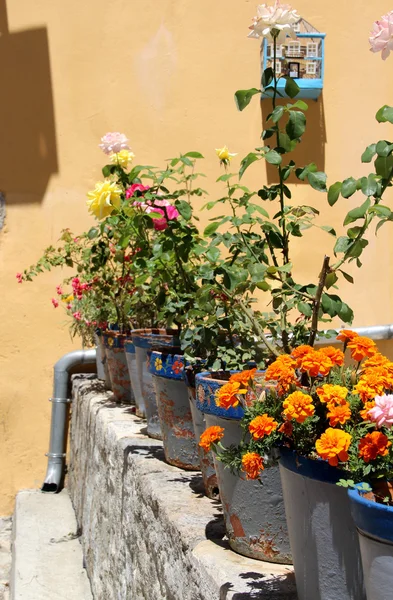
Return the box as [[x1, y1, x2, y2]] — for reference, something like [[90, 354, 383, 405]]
[[73, 311, 82, 321], [126, 184, 150, 198], [56, 285, 63, 295], [16, 273, 23, 284], [51, 298, 59, 308], [370, 11, 393, 60], [99, 132, 130, 155], [368, 394, 393, 428]]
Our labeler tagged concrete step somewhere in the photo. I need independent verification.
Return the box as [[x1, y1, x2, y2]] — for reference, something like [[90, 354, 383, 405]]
[[11, 490, 92, 600]]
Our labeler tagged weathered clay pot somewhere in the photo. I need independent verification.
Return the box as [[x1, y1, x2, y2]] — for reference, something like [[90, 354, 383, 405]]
[[184, 370, 218, 499], [94, 331, 111, 390], [131, 329, 180, 439], [150, 352, 199, 470], [195, 372, 291, 564], [124, 338, 145, 418], [348, 486, 393, 600], [102, 331, 134, 404], [279, 450, 366, 600]]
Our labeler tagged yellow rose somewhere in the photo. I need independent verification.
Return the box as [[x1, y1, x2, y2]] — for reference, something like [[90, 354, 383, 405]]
[[215, 145, 237, 163], [87, 181, 122, 220], [62, 294, 74, 303], [110, 150, 135, 169]]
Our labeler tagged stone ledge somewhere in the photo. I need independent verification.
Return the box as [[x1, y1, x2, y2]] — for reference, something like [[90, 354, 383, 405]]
[[69, 375, 297, 600]]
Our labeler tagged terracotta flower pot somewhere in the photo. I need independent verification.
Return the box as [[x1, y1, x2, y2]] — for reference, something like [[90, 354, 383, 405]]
[[102, 331, 134, 404], [195, 371, 291, 564], [150, 352, 199, 470], [131, 329, 180, 439], [279, 450, 366, 600]]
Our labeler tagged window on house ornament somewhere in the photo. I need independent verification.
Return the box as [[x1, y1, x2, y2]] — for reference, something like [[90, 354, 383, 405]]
[[306, 62, 317, 75], [270, 43, 284, 58], [306, 42, 318, 57], [287, 41, 301, 57], [275, 61, 282, 75]]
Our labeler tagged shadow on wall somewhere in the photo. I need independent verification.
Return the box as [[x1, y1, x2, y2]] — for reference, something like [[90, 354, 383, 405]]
[[260, 93, 326, 185], [0, 0, 58, 204]]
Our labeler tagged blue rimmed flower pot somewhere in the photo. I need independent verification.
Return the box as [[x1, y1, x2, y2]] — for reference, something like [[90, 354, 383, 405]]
[[279, 450, 365, 600], [94, 330, 111, 390], [150, 352, 199, 470], [131, 329, 180, 440], [348, 486, 393, 600], [184, 368, 219, 499], [124, 338, 145, 418], [195, 371, 291, 564], [102, 331, 134, 404]]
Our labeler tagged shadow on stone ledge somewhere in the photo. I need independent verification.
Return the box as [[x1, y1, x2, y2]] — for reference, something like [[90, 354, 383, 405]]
[[230, 570, 296, 599]]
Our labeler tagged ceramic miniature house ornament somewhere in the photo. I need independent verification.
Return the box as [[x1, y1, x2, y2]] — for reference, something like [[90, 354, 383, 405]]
[[262, 18, 325, 99]]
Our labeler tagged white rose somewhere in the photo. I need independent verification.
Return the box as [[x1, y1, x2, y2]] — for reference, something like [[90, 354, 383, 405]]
[[248, 1, 300, 44]]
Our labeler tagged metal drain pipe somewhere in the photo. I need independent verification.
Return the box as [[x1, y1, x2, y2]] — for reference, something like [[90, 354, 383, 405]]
[[316, 324, 393, 344], [41, 349, 97, 493]]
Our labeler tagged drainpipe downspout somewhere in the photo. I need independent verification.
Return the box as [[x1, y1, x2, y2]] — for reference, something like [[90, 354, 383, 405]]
[[41, 349, 97, 493]]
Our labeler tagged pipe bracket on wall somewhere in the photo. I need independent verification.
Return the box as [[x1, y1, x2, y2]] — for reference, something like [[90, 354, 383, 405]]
[[49, 397, 72, 404]]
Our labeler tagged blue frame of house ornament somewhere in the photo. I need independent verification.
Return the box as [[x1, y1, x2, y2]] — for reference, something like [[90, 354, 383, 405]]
[[262, 32, 326, 100]]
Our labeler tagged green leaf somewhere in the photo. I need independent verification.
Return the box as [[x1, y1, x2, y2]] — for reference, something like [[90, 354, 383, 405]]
[[271, 106, 285, 123], [321, 225, 336, 236], [376, 140, 393, 157], [338, 302, 354, 323], [183, 151, 204, 159], [234, 88, 260, 111], [343, 198, 370, 226], [369, 204, 392, 217], [204, 222, 220, 236], [176, 200, 192, 220], [339, 270, 354, 284], [288, 100, 308, 111], [278, 133, 297, 153], [328, 182, 342, 206], [87, 227, 99, 239], [262, 68, 274, 88], [298, 301, 312, 317], [361, 144, 377, 163], [345, 239, 369, 259], [376, 105, 393, 123], [361, 175, 378, 197], [341, 177, 358, 199], [334, 236, 351, 255], [285, 77, 300, 99], [257, 281, 270, 291], [239, 153, 259, 179], [308, 171, 327, 192], [375, 154, 393, 179], [265, 150, 282, 165], [347, 226, 363, 239], [325, 272, 338, 289], [206, 247, 220, 262], [286, 111, 306, 139]]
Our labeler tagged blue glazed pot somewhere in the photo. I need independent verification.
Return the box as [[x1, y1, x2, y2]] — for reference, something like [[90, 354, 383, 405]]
[[102, 332, 134, 404], [195, 371, 291, 564], [149, 352, 199, 470], [348, 486, 393, 600], [124, 338, 145, 418], [131, 329, 180, 440], [279, 449, 365, 600]]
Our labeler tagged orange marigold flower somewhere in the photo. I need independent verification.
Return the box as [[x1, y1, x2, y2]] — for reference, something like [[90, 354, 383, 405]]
[[199, 426, 224, 452], [215, 381, 246, 410], [363, 353, 390, 370], [282, 391, 315, 423], [360, 401, 376, 420], [278, 421, 294, 436], [320, 346, 345, 367], [316, 384, 348, 407], [358, 431, 392, 463], [299, 350, 334, 378], [249, 414, 278, 439], [265, 356, 297, 396], [315, 428, 352, 466], [327, 403, 351, 427], [229, 368, 257, 387], [337, 329, 359, 343], [291, 345, 313, 367], [241, 452, 264, 480], [354, 370, 389, 402], [347, 336, 377, 362]]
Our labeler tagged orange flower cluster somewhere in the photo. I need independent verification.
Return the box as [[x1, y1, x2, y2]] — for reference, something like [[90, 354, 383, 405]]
[[299, 349, 334, 378], [336, 329, 359, 344], [358, 432, 391, 463], [327, 403, 351, 427], [316, 384, 348, 407], [291, 345, 313, 367], [320, 346, 344, 367], [241, 452, 264, 480], [215, 381, 246, 410], [278, 421, 294, 436], [199, 426, 224, 452], [315, 428, 352, 466], [249, 414, 278, 439], [229, 368, 256, 387], [282, 391, 315, 423], [264, 355, 297, 395], [347, 336, 377, 362], [354, 369, 390, 402]]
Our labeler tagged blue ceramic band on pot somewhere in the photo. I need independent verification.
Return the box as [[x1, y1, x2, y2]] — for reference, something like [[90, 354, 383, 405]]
[[348, 486, 393, 544], [195, 371, 245, 419], [124, 340, 135, 354], [102, 332, 126, 350], [131, 328, 180, 350], [279, 447, 345, 484], [149, 352, 185, 380]]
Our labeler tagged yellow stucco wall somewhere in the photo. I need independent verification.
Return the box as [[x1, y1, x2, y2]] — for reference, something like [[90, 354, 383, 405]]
[[1, 0, 393, 514]]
